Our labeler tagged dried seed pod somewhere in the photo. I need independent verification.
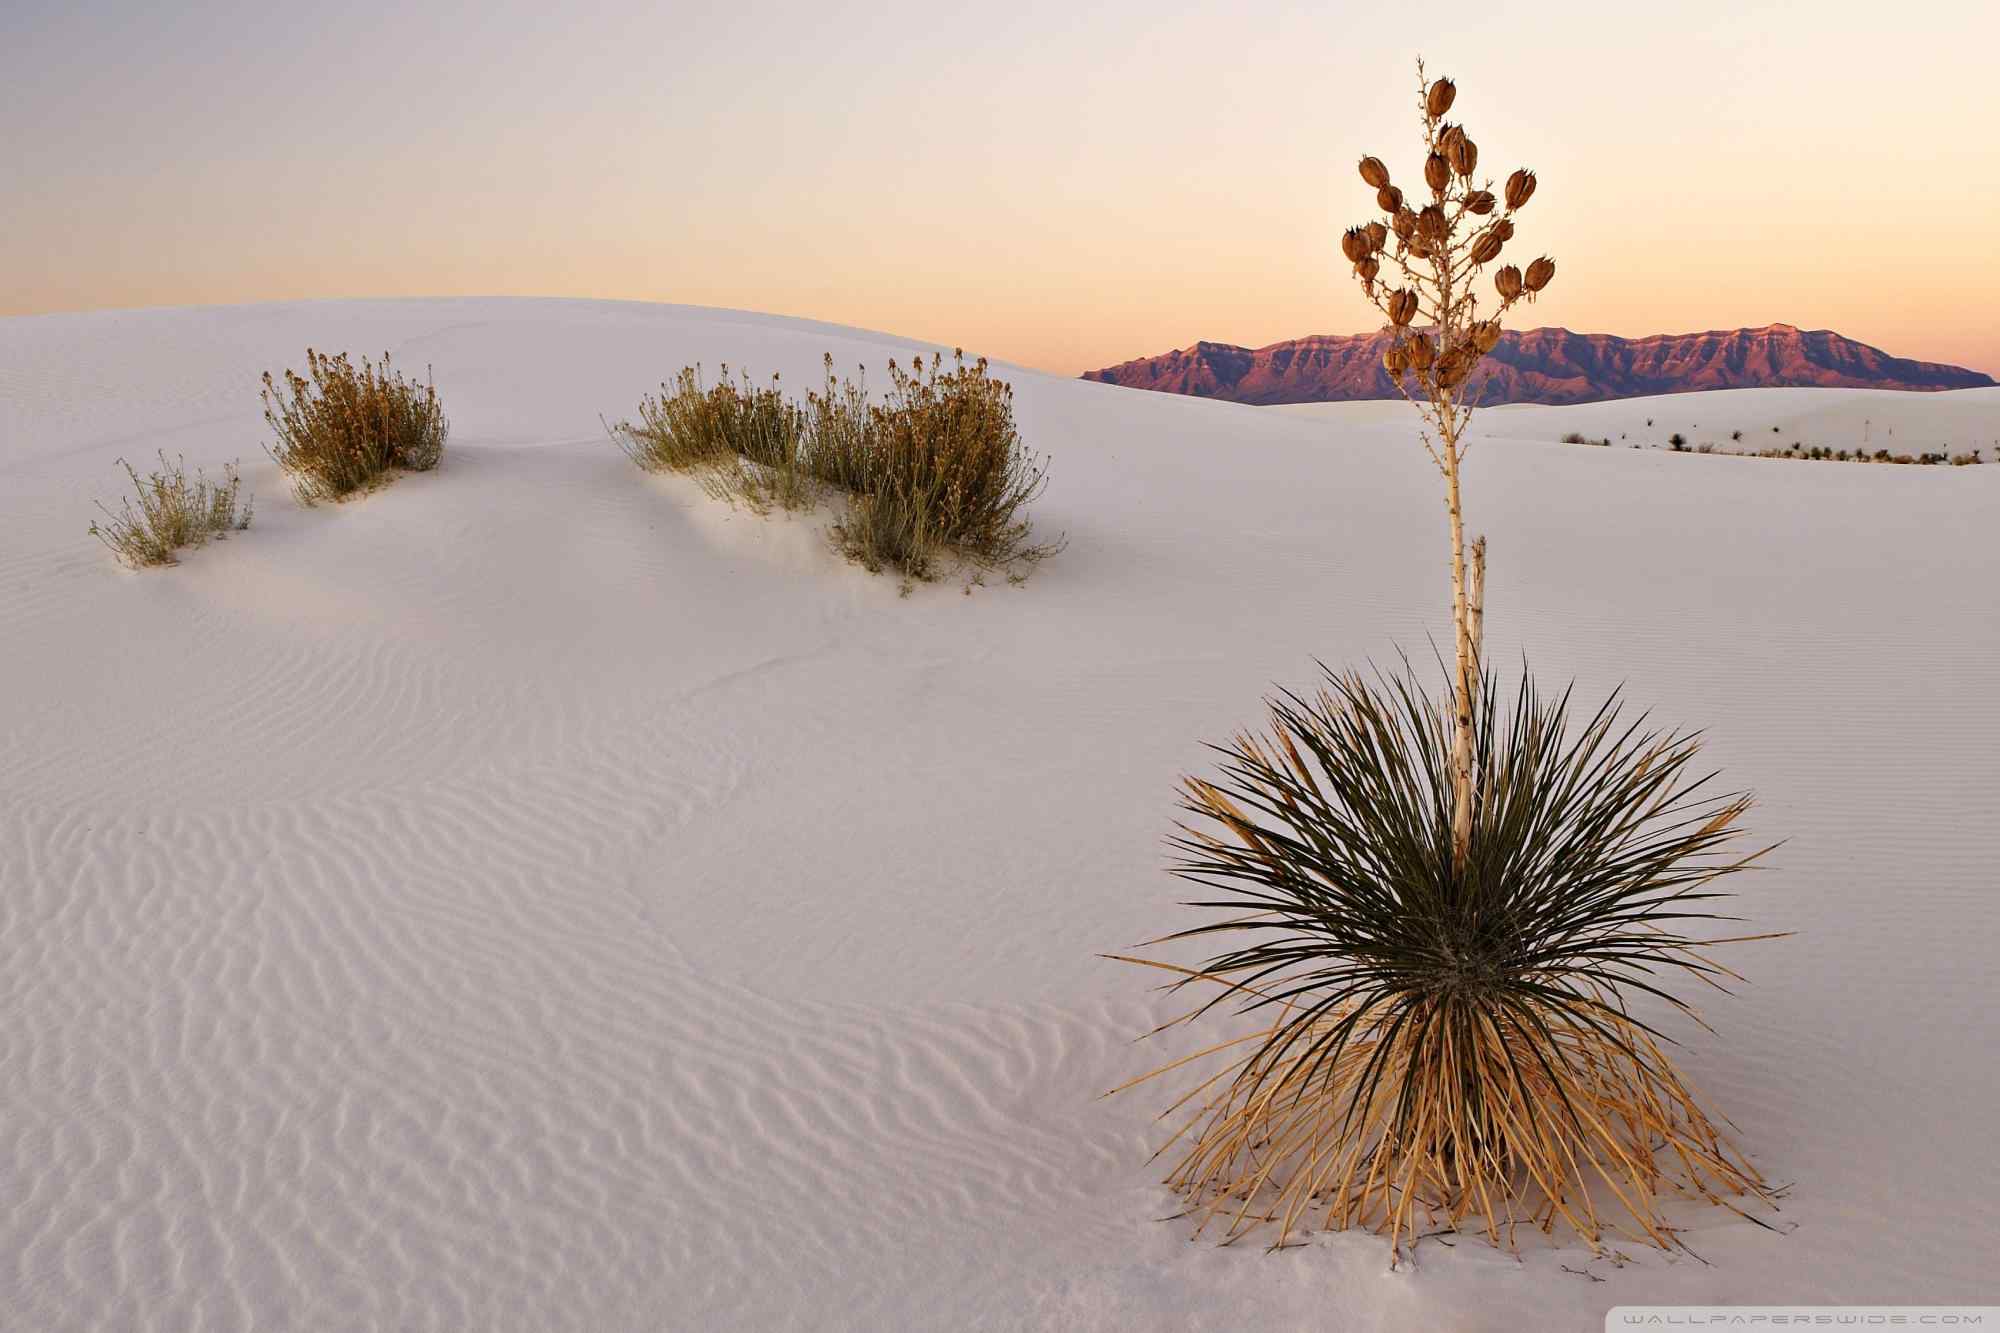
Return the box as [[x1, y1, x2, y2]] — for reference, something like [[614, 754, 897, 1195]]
[[1404, 237, 1431, 258], [1359, 156, 1390, 189], [1427, 77, 1456, 117], [1435, 348, 1468, 387], [1466, 190, 1496, 214], [1492, 217, 1515, 243], [1440, 124, 1465, 153], [1470, 230, 1503, 265], [1388, 289, 1419, 325], [1525, 255, 1556, 294], [1408, 332, 1436, 369], [1506, 168, 1537, 210], [1471, 320, 1502, 353], [1376, 185, 1403, 213], [1495, 264, 1523, 301], [1364, 221, 1388, 252], [1391, 207, 1417, 239], [1383, 344, 1408, 377], [1425, 153, 1451, 194], [1448, 135, 1478, 177], [1418, 204, 1447, 242], [1357, 256, 1380, 282], [1341, 227, 1369, 263]]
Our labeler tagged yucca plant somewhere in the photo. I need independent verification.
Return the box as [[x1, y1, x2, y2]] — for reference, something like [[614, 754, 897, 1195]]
[[1114, 665, 1780, 1259], [1113, 62, 1782, 1263]]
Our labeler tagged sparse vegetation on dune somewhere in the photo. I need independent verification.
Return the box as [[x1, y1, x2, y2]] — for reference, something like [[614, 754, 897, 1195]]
[[89, 452, 251, 567], [612, 351, 1060, 585], [263, 350, 447, 504], [1557, 432, 1985, 465]]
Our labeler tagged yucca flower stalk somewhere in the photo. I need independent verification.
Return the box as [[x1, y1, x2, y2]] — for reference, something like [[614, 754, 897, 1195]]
[[1344, 61, 1555, 869]]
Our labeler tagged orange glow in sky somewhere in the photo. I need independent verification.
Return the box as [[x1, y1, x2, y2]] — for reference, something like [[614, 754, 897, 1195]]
[[5, 0, 1996, 375]]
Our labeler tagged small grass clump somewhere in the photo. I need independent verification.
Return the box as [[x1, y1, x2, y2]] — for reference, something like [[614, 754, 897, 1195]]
[[612, 351, 1060, 584], [263, 349, 447, 504], [1112, 664, 1781, 1261], [89, 452, 252, 568]]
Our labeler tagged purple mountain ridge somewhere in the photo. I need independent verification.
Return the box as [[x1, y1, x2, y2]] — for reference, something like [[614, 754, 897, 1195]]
[[1081, 324, 1995, 406]]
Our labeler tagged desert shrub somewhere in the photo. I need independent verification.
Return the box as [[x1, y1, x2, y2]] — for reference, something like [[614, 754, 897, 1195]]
[[802, 355, 875, 493], [263, 349, 447, 503], [616, 365, 811, 511], [611, 350, 1060, 583], [1560, 432, 1609, 447], [90, 452, 252, 567], [832, 352, 1059, 579], [1669, 433, 1689, 450], [1113, 664, 1779, 1259]]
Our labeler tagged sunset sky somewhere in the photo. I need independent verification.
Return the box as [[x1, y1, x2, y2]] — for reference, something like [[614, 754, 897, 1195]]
[[6, 0, 1997, 375]]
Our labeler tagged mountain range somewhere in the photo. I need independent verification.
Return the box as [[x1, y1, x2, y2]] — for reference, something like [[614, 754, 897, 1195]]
[[1080, 324, 1994, 406]]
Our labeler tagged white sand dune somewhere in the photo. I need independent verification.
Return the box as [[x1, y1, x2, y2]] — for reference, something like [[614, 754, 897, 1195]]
[[1282, 384, 2000, 456], [3, 298, 1996, 1331]]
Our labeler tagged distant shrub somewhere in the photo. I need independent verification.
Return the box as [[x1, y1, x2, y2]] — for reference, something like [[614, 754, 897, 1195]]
[[1731, 429, 1743, 441], [1669, 432, 1688, 450], [90, 452, 251, 568], [1559, 431, 1610, 447], [612, 351, 1060, 585], [263, 350, 447, 503]]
